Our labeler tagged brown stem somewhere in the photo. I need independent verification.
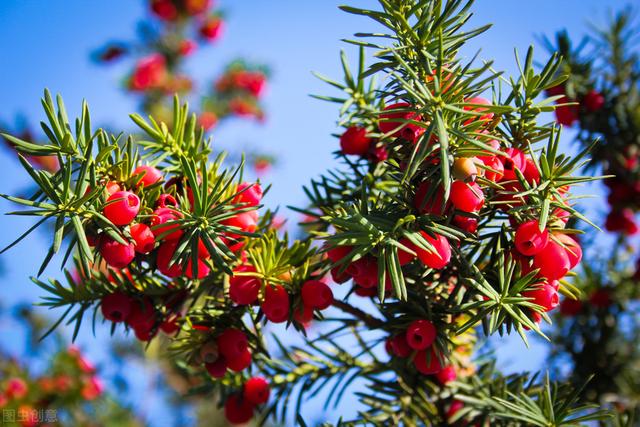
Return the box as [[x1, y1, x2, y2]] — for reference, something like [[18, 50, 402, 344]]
[[331, 300, 385, 329]]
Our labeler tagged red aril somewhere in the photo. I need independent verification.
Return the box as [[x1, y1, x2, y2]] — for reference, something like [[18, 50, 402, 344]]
[[99, 236, 135, 268], [413, 347, 443, 375], [229, 265, 260, 305], [339, 126, 372, 155], [217, 328, 248, 359], [224, 394, 255, 425], [554, 233, 582, 269], [261, 284, 290, 323], [405, 319, 437, 350], [103, 191, 140, 226], [130, 223, 155, 254], [413, 231, 451, 270], [101, 292, 132, 323], [156, 242, 182, 278], [301, 280, 334, 310], [532, 239, 571, 280], [514, 220, 549, 256], [151, 207, 183, 241], [133, 165, 162, 187], [449, 181, 484, 212], [378, 102, 424, 143], [244, 377, 270, 405], [522, 283, 559, 311], [233, 182, 263, 207]]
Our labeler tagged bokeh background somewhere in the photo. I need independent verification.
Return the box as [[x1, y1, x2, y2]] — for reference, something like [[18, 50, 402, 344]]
[[0, 1, 628, 425]]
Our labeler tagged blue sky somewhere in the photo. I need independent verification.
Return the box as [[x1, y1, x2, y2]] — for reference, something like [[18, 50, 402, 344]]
[[0, 0, 629, 425]]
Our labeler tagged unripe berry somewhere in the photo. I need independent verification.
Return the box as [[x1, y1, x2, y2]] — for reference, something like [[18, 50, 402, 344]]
[[205, 356, 228, 378], [101, 292, 132, 323], [227, 349, 252, 372], [413, 231, 451, 270], [233, 182, 263, 207], [514, 220, 549, 256], [217, 328, 249, 359], [103, 191, 140, 226], [99, 236, 135, 268], [452, 157, 478, 182], [133, 165, 162, 187], [244, 377, 270, 405], [340, 126, 372, 155], [405, 319, 437, 350], [378, 102, 424, 142], [130, 223, 155, 254], [261, 284, 290, 323], [449, 181, 484, 212], [532, 239, 570, 280], [224, 394, 255, 425], [229, 265, 260, 305], [301, 280, 334, 310], [522, 283, 559, 312], [413, 348, 443, 375], [554, 233, 582, 269]]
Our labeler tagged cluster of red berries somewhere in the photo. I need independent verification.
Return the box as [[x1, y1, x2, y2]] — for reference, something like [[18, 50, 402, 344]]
[[0, 347, 104, 426], [223, 377, 271, 424], [198, 64, 269, 130], [512, 220, 583, 322], [547, 85, 605, 127], [603, 178, 639, 236], [385, 320, 444, 375], [559, 287, 616, 317], [200, 328, 254, 378]]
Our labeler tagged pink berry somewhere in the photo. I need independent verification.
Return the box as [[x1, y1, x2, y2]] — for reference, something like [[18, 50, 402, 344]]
[[103, 191, 140, 226], [133, 165, 162, 187], [233, 182, 263, 207]]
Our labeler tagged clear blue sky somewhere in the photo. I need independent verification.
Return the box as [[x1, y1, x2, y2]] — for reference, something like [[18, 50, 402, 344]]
[[0, 0, 628, 425]]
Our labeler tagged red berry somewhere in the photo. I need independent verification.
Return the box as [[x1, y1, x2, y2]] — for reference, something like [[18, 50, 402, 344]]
[[200, 17, 223, 41], [217, 328, 249, 359], [150, 0, 178, 21], [156, 242, 182, 278], [101, 292, 132, 323], [184, 257, 210, 279], [160, 315, 181, 335], [261, 284, 290, 323], [205, 356, 228, 378], [233, 182, 263, 207], [130, 223, 155, 254], [326, 244, 352, 263], [590, 289, 612, 308], [390, 334, 412, 358], [151, 207, 184, 241], [354, 285, 377, 297], [500, 148, 527, 182], [378, 102, 424, 142], [452, 215, 478, 233], [229, 265, 260, 305], [414, 182, 449, 216], [397, 238, 416, 265], [330, 267, 350, 284], [413, 348, 443, 375], [126, 298, 156, 332], [222, 211, 258, 233], [179, 39, 197, 56], [514, 220, 549, 256], [339, 126, 371, 155], [554, 233, 582, 269], [583, 89, 604, 112], [532, 239, 570, 280], [435, 365, 457, 385], [293, 304, 314, 324], [446, 400, 464, 420], [605, 208, 638, 235], [523, 158, 540, 184], [555, 104, 578, 126], [413, 231, 451, 270], [133, 165, 162, 187], [227, 348, 252, 372], [301, 280, 334, 310], [184, 0, 211, 15], [5, 378, 28, 400], [224, 394, 255, 425], [522, 283, 558, 312], [350, 256, 379, 288], [559, 298, 582, 316], [405, 319, 437, 350], [156, 193, 178, 209], [449, 181, 484, 212], [99, 236, 135, 268], [463, 96, 494, 125], [244, 377, 270, 405], [478, 155, 504, 182], [103, 191, 140, 226]]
